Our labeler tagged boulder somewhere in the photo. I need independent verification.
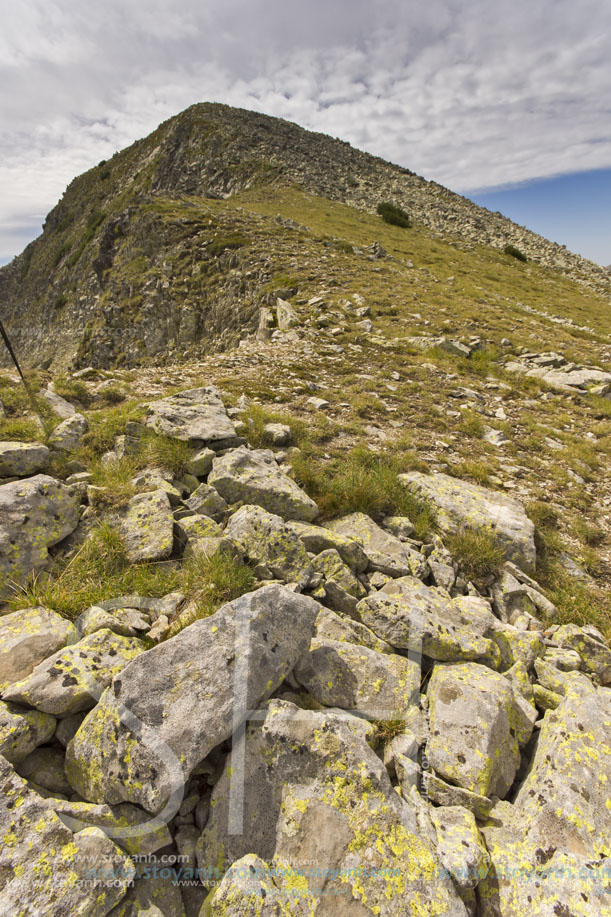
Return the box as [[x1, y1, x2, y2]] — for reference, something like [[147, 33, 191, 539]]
[[401, 472, 536, 571], [198, 699, 467, 915], [480, 682, 611, 914], [225, 504, 313, 586], [187, 446, 215, 477], [40, 387, 77, 419], [65, 585, 319, 813], [209, 446, 318, 521], [287, 519, 368, 571], [313, 607, 392, 654], [119, 489, 175, 562], [3, 628, 146, 715], [0, 441, 50, 477], [426, 662, 535, 798], [549, 623, 611, 683], [295, 637, 420, 719], [107, 869, 186, 916], [263, 422, 291, 446], [309, 548, 367, 614], [357, 578, 500, 664], [431, 805, 490, 891], [144, 386, 239, 447], [0, 475, 81, 598], [0, 699, 56, 764], [17, 745, 71, 795], [0, 606, 77, 691], [0, 756, 134, 915], [49, 412, 89, 452], [184, 482, 228, 518], [327, 512, 427, 577], [204, 853, 314, 916], [45, 797, 172, 857]]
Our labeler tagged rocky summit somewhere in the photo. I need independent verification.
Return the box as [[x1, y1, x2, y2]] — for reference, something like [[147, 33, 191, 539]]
[[0, 104, 610, 916]]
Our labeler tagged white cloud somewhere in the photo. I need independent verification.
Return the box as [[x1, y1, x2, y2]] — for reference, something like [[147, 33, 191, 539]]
[[1, 0, 611, 261]]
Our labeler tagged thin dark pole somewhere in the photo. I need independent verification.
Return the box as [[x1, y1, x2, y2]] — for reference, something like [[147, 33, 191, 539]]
[[0, 318, 51, 432]]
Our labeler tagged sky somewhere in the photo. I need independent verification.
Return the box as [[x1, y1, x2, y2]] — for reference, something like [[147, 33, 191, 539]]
[[1, 0, 611, 267]]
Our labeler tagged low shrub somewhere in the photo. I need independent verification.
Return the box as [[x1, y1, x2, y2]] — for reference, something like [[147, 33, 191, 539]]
[[376, 201, 411, 228], [503, 243, 527, 262]]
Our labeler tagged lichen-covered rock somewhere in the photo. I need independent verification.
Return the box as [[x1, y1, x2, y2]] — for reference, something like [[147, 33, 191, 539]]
[[3, 628, 146, 715], [175, 512, 221, 547], [74, 605, 148, 639], [130, 469, 183, 505], [549, 623, 611, 683], [431, 805, 490, 890], [119, 489, 175, 562], [480, 684, 611, 914], [187, 446, 215, 477], [198, 699, 467, 915], [401, 471, 536, 571], [0, 475, 82, 598], [49, 412, 89, 452], [310, 547, 367, 614], [422, 771, 494, 821], [326, 512, 427, 577], [182, 534, 242, 565], [185, 482, 228, 518], [66, 586, 319, 813], [287, 519, 368, 571], [145, 386, 239, 447], [0, 441, 50, 477], [45, 797, 172, 857], [0, 606, 77, 691], [225, 504, 313, 585], [0, 756, 134, 915], [357, 578, 500, 665], [426, 662, 534, 798], [313, 607, 392, 654], [209, 446, 318, 521], [107, 869, 186, 916], [0, 699, 56, 764], [17, 745, 71, 795], [204, 853, 316, 916], [295, 637, 420, 719]]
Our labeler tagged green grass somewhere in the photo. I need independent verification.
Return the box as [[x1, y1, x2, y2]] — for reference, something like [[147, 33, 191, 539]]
[[165, 552, 256, 637], [445, 527, 506, 586], [241, 403, 308, 449]]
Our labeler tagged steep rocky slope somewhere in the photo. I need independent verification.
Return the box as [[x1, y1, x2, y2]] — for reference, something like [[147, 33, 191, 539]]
[[1, 102, 610, 371]]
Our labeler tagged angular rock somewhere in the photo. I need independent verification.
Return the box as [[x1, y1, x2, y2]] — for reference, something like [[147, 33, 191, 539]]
[[357, 578, 500, 664], [119, 489, 174, 562], [295, 637, 420, 719], [327, 512, 427, 577], [17, 745, 71, 795], [550, 623, 611, 683], [209, 446, 318, 521], [187, 446, 215, 477], [431, 805, 490, 890], [0, 441, 50, 477], [0, 699, 56, 764], [3, 628, 146, 715], [198, 700, 467, 915], [401, 471, 536, 571], [310, 547, 367, 614], [313, 606, 392, 654], [0, 756, 134, 915], [276, 297, 298, 331], [0, 475, 81, 598], [0, 606, 77, 691], [145, 386, 238, 446], [287, 519, 368, 571], [426, 662, 534, 798], [49, 412, 89, 452], [74, 605, 147, 639], [263, 422, 291, 446], [185, 482, 228, 518], [45, 797, 172, 857], [422, 771, 494, 821], [131, 469, 183, 506], [65, 585, 319, 813], [182, 534, 242, 565], [107, 869, 186, 916], [40, 387, 77, 419], [204, 853, 314, 916], [225, 504, 313, 586]]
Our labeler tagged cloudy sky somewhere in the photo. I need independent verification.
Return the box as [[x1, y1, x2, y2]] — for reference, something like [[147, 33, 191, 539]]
[[2, 0, 611, 265]]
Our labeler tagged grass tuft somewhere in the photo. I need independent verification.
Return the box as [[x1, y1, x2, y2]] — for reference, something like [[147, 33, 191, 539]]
[[445, 527, 506, 585]]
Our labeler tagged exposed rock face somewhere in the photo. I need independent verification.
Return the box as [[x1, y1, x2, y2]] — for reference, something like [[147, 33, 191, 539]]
[[327, 512, 427, 577], [0, 699, 56, 764], [65, 585, 319, 813], [209, 446, 319, 521], [0, 606, 77, 691], [145, 386, 239, 446], [199, 699, 467, 916], [225, 504, 313, 585], [0, 475, 81, 598], [0, 756, 134, 916], [0, 441, 50, 477], [118, 489, 175, 562], [401, 472, 536, 571]]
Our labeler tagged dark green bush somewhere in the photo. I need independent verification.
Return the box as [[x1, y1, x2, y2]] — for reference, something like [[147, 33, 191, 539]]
[[503, 243, 527, 262], [376, 201, 411, 228]]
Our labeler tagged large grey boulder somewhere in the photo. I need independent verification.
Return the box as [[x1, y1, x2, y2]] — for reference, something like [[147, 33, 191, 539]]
[[3, 628, 146, 715], [0, 475, 81, 598], [357, 578, 500, 664], [0, 441, 50, 477], [225, 504, 313, 585], [209, 446, 319, 521], [326, 512, 427, 577], [44, 797, 172, 857], [65, 585, 319, 814], [198, 699, 467, 916], [480, 682, 611, 915], [119, 489, 175, 562], [313, 606, 393, 654], [295, 637, 419, 719], [145, 386, 239, 447], [0, 606, 77, 691], [0, 756, 134, 916], [426, 662, 535, 798], [0, 699, 56, 764], [49, 412, 89, 452], [400, 471, 536, 571]]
